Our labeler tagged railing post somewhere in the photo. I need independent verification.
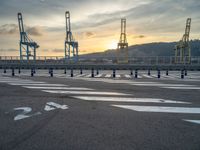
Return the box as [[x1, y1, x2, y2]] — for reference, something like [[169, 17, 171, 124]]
[[80, 68, 83, 74], [166, 70, 169, 76], [157, 69, 160, 78], [12, 68, 15, 76], [31, 68, 34, 77], [113, 69, 116, 78], [130, 70, 133, 75], [50, 68, 53, 77], [64, 68, 67, 74], [96, 69, 99, 75], [181, 70, 184, 79], [71, 68, 73, 77], [91, 68, 94, 77], [135, 70, 138, 78], [148, 69, 151, 76], [184, 70, 187, 76]]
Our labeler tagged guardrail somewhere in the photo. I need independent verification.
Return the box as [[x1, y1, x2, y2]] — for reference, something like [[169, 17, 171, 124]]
[[0, 56, 200, 65]]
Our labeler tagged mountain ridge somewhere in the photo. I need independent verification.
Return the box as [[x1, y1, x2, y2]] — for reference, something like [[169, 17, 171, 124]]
[[81, 39, 200, 57]]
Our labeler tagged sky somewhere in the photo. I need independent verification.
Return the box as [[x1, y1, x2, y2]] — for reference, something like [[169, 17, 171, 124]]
[[0, 0, 200, 56]]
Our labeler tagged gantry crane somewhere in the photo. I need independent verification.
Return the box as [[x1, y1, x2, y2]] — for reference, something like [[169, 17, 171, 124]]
[[18, 13, 39, 61], [117, 18, 129, 64], [64, 11, 79, 63], [174, 18, 192, 64]]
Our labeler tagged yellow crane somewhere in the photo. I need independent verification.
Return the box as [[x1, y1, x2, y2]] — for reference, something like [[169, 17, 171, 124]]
[[174, 18, 191, 64]]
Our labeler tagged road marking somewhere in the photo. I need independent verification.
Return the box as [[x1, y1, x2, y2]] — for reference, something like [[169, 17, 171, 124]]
[[162, 87, 200, 90], [142, 75, 153, 78], [9, 83, 67, 86], [130, 83, 195, 87], [44, 102, 68, 111], [105, 74, 111, 78], [73, 96, 190, 104], [130, 82, 158, 84], [14, 107, 41, 121], [76, 74, 86, 77], [116, 74, 121, 78], [0, 81, 46, 84], [112, 105, 200, 114], [11, 102, 68, 121], [124, 75, 131, 78], [0, 79, 31, 81], [183, 119, 200, 124], [151, 75, 158, 78], [85, 74, 92, 78], [23, 86, 93, 90], [163, 75, 175, 79], [42, 90, 131, 95], [54, 74, 63, 76], [95, 74, 103, 78]]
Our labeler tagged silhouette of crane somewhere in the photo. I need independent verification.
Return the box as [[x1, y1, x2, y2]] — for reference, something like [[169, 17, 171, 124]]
[[18, 13, 39, 61], [64, 11, 78, 63], [175, 18, 191, 64], [117, 18, 129, 64]]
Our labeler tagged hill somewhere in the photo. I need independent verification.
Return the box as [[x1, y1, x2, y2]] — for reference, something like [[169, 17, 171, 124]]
[[80, 39, 200, 58]]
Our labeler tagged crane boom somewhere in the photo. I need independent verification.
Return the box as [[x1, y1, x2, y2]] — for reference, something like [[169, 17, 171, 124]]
[[18, 12, 39, 61], [117, 18, 128, 64], [18, 13, 25, 33], [174, 18, 191, 64], [64, 11, 78, 63]]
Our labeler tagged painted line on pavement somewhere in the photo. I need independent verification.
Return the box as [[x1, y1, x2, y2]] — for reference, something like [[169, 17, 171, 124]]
[[23, 86, 93, 90], [9, 83, 67, 86], [95, 74, 103, 78], [142, 75, 153, 78], [85, 74, 92, 78], [112, 105, 200, 114], [105, 74, 111, 78], [0, 81, 46, 84], [124, 75, 131, 78], [183, 119, 200, 124], [116, 75, 121, 78], [76, 74, 86, 77], [162, 87, 200, 90], [73, 96, 190, 104], [130, 83, 195, 87], [42, 90, 131, 95]]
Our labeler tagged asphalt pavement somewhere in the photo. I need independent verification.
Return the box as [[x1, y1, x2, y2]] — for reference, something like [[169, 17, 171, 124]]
[[0, 70, 200, 150]]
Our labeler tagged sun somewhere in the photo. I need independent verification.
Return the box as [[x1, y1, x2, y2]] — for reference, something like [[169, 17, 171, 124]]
[[107, 40, 118, 49]]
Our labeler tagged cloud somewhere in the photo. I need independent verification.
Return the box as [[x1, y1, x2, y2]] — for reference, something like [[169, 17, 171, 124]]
[[0, 48, 18, 52], [42, 49, 49, 52], [132, 35, 146, 39], [73, 12, 121, 29], [85, 31, 95, 38], [74, 31, 96, 39], [0, 0, 200, 55], [80, 49, 88, 53], [52, 49, 64, 53], [0, 24, 43, 36], [26, 26, 43, 36], [0, 24, 18, 35], [72, 0, 200, 33]]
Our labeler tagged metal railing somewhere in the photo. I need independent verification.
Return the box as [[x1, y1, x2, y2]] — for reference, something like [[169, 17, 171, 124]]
[[0, 56, 200, 65]]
